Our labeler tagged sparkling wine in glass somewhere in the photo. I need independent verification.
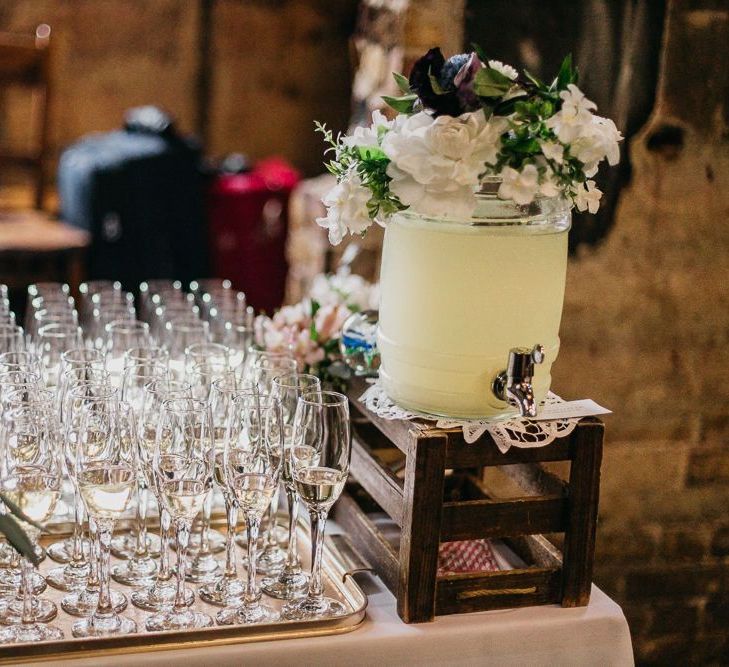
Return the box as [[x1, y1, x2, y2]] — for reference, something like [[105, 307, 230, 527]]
[[0, 403, 64, 643], [262, 372, 321, 599], [216, 391, 283, 626], [282, 391, 350, 620], [145, 397, 214, 631], [71, 391, 138, 638]]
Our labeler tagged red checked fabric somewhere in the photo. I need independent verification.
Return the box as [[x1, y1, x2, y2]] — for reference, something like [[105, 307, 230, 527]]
[[437, 539, 500, 576]]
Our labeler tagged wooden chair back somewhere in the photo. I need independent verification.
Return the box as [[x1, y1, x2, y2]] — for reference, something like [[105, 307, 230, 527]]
[[0, 24, 52, 210]]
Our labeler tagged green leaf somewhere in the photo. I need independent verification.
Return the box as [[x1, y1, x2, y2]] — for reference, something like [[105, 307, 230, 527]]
[[0, 513, 40, 565], [392, 71, 411, 94], [0, 492, 44, 531], [493, 97, 522, 116], [524, 69, 546, 90], [357, 145, 387, 161], [554, 53, 578, 90], [382, 94, 417, 114], [470, 42, 489, 64], [473, 67, 512, 98], [310, 299, 321, 318]]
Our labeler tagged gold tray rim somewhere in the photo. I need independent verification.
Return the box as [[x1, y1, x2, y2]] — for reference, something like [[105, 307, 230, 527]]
[[0, 524, 368, 663]]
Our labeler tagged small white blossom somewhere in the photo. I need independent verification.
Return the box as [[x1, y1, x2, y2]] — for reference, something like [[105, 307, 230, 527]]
[[539, 140, 564, 165], [342, 109, 393, 149], [316, 172, 373, 245], [546, 83, 597, 143], [574, 180, 602, 213], [498, 164, 540, 205], [538, 165, 562, 198], [488, 60, 518, 81]]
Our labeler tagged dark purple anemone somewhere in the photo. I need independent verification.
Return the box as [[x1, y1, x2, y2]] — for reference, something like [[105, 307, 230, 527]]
[[408, 48, 485, 116]]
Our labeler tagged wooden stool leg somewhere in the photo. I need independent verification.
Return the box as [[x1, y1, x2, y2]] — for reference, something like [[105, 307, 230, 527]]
[[561, 420, 604, 606], [397, 433, 447, 622]]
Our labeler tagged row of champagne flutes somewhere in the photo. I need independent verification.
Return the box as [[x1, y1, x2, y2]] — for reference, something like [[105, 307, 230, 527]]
[[0, 279, 351, 643]]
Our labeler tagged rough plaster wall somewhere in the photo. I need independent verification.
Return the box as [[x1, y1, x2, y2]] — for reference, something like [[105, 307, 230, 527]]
[[551, 2, 729, 662]]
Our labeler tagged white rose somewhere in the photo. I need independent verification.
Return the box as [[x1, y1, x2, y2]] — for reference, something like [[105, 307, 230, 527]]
[[381, 111, 507, 217], [316, 172, 373, 245]]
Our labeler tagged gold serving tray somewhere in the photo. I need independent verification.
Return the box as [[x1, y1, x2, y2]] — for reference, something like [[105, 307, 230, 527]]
[[0, 519, 368, 664]]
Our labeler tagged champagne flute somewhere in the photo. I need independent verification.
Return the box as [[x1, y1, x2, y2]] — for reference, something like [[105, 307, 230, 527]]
[[198, 375, 246, 606], [0, 404, 64, 643], [244, 357, 297, 576], [72, 391, 138, 637], [109, 358, 169, 562], [61, 384, 128, 619], [262, 372, 321, 599], [45, 368, 110, 588], [145, 398, 214, 631], [105, 320, 148, 384], [131, 379, 195, 613], [282, 391, 350, 620], [217, 391, 283, 626], [36, 322, 83, 388]]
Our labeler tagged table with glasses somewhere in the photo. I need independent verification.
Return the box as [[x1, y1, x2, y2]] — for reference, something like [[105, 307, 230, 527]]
[[0, 278, 355, 652], [0, 279, 633, 665]]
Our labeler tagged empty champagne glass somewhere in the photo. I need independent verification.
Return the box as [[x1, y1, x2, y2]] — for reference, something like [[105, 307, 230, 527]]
[[36, 323, 83, 388], [282, 391, 350, 620], [217, 391, 283, 626], [72, 391, 138, 637], [145, 398, 214, 631], [131, 379, 195, 612], [262, 373, 321, 599], [0, 404, 64, 643], [105, 320, 149, 383], [0, 351, 42, 377], [164, 319, 210, 379], [198, 375, 245, 606]]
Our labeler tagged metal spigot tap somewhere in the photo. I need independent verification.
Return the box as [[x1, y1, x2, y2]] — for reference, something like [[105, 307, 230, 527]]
[[492, 344, 545, 418]]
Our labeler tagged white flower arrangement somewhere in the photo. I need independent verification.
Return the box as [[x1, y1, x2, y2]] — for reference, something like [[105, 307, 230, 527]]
[[316, 48, 622, 245]]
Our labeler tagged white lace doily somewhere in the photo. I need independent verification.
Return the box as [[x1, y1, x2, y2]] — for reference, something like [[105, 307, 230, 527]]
[[359, 380, 578, 453]]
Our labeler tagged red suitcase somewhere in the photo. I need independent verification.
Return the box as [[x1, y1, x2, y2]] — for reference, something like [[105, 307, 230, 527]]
[[207, 157, 300, 314]]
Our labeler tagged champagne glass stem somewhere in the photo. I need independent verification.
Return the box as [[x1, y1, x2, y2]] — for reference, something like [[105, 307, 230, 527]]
[[20, 557, 34, 624], [158, 508, 172, 580], [135, 483, 149, 557], [199, 490, 212, 554], [307, 509, 328, 602], [87, 518, 99, 589], [244, 515, 260, 605], [224, 499, 237, 577], [173, 519, 191, 611], [95, 519, 114, 616], [71, 487, 85, 565], [284, 488, 299, 571], [266, 489, 279, 546]]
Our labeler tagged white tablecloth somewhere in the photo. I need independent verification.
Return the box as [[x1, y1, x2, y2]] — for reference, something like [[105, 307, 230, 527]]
[[44, 578, 633, 667]]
